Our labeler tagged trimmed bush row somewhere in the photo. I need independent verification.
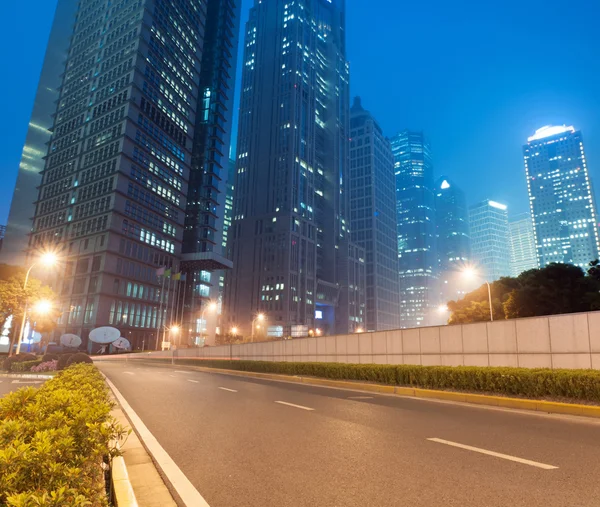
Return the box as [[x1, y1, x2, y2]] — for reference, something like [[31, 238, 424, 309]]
[[0, 363, 127, 506], [166, 359, 600, 402], [2, 352, 92, 373]]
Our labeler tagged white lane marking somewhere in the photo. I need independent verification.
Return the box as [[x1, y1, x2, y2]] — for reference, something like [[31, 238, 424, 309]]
[[103, 375, 211, 506], [275, 401, 314, 411], [169, 375, 176, 378], [174, 371, 191, 374], [348, 396, 373, 400], [218, 387, 237, 393], [187, 379, 199, 384], [427, 438, 558, 470], [123, 372, 135, 375], [11, 380, 43, 384]]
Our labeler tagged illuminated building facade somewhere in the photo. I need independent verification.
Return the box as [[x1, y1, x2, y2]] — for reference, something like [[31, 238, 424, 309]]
[[6, 0, 241, 350], [226, 0, 365, 337], [391, 130, 437, 327], [509, 212, 538, 277], [469, 199, 511, 281], [349, 98, 400, 331], [523, 126, 600, 269]]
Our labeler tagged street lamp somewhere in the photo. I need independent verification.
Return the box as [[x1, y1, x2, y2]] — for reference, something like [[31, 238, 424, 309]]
[[437, 305, 449, 313], [251, 313, 265, 342], [355, 327, 364, 334], [231, 327, 238, 337], [14, 252, 58, 356], [462, 267, 493, 321]]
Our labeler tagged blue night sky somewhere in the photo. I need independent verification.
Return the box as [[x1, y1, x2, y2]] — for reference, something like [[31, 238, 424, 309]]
[[1, 0, 600, 225]]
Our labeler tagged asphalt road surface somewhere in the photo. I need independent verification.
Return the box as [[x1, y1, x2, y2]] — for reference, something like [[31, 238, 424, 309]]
[[0, 376, 46, 397], [97, 360, 600, 507]]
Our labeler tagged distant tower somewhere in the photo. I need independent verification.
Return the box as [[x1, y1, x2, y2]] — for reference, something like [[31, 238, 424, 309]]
[[349, 98, 400, 331], [435, 176, 471, 302], [226, 0, 365, 337], [391, 131, 437, 327], [509, 213, 538, 277], [469, 200, 511, 281], [523, 126, 600, 269]]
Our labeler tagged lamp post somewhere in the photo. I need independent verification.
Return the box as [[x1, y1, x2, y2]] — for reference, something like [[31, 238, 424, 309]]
[[251, 313, 265, 342], [13, 253, 58, 356], [462, 267, 493, 322], [200, 301, 218, 345]]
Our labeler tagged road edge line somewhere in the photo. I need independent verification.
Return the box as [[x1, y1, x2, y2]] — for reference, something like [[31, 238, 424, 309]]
[[103, 375, 211, 507]]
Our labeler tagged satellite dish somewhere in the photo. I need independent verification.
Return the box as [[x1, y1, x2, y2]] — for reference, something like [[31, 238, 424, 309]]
[[30, 332, 42, 344], [89, 327, 120, 344], [60, 334, 82, 348], [112, 337, 131, 350]]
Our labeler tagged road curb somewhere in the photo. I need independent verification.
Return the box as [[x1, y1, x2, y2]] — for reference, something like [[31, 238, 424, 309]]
[[0, 373, 53, 379], [163, 364, 600, 419], [111, 448, 138, 507]]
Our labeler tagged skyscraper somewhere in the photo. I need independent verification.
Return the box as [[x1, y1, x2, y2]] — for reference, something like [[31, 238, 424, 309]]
[[435, 176, 471, 302], [8, 0, 240, 350], [391, 131, 437, 328], [349, 98, 400, 331], [523, 125, 600, 269], [469, 200, 511, 281], [0, 225, 6, 253], [509, 212, 538, 277], [226, 0, 364, 337], [0, 0, 79, 265]]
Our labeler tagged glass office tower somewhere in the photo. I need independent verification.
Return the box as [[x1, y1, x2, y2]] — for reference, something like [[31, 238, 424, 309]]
[[391, 131, 437, 328], [509, 212, 538, 277], [469, 199, 511, 281], [10, 0, 240, 350], [523, 125, 600, 269], [349, 98, 400, 331], [435, 176, 471, 303], [226, 0, 365, 337], [0, 0, 79, 265]]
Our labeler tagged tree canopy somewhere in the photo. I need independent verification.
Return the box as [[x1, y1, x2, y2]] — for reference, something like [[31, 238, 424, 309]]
[[0, 264, 60, 344], [447, 262, 600, 324]]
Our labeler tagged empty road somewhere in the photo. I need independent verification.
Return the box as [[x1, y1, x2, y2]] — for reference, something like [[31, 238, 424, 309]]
[[97, 360, 600, 507]]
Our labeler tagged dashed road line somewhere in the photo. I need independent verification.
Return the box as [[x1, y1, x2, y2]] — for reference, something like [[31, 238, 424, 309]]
[[348, 396, 373, 400], [218, 387, 237, 393], [275, 401, 314, 411], [187, 379, 200, 383], [123, 371, 135, 375], [427, 438, 558, 470]]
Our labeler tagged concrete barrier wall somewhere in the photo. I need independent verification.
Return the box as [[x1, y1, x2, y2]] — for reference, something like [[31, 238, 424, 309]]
[[109, 311, 600, 370]]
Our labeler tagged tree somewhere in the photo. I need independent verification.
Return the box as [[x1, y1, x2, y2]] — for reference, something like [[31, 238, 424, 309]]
[[448, 262, 600, 324], [0, 266, 60, 349], [587, 259, 600, 282], [504, 263, 600, 318], [447, 276, 520, 324]]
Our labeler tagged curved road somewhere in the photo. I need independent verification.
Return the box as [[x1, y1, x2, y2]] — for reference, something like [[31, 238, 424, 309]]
[[98, 360, 600, 507]]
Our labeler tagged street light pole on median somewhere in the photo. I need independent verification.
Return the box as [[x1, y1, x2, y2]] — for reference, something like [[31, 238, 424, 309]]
[[13, 253, 58, 356], [462, 267, 493, 322]]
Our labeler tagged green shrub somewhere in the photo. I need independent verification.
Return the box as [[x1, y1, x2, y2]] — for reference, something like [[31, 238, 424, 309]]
[[2, 354, 38, 372], [10, 360, 43, 373], [42, 353, 59, 362], [56, 353, 73, 371], [0, 363, 128, 506], [166, 359, 600, 403], [66, 352, 93, 367]]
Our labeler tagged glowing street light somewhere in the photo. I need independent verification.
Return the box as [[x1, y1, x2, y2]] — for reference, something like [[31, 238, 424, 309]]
[[315, 328, 322, 336], [14, 251, 59, 356], [437, 305, 449, 314], [231, 327, 239, 336], [170, 325, 181, 335], [33, 300, 53, 315], [251, 313, 266, 341], [355, 327, 364, 334], [461, 266, 493, 321]]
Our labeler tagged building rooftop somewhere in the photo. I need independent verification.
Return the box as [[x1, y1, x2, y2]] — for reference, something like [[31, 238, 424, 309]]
[[527, 125, 575, 142]]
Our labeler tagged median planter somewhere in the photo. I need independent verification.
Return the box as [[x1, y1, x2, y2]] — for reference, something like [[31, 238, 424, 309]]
[[0, 363, 128, 506], [168, 359, 600, 403]]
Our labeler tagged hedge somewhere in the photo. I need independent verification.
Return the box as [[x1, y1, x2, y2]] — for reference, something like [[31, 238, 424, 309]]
[[0, 363, 128, 506], [160, 359, 600, 403], [10, 360, 43, 373]]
